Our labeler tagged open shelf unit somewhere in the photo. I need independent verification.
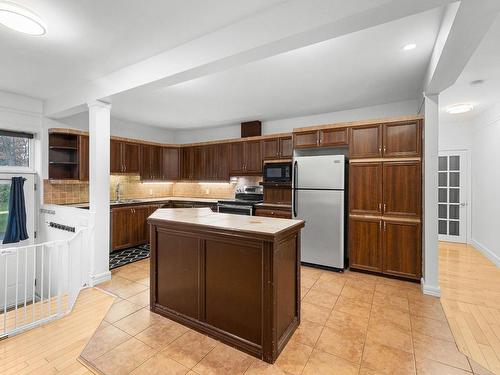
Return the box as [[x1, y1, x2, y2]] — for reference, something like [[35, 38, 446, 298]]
[[48, 133, 80, 180]]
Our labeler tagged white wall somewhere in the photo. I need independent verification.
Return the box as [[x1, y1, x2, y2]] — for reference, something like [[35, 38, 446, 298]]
[[174, 99, 420, 143], [55, 111, 175, 144], [469, 103, 500, 266]]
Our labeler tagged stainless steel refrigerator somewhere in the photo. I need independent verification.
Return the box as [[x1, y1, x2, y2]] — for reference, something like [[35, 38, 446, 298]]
[[292, 154, 345, 269]]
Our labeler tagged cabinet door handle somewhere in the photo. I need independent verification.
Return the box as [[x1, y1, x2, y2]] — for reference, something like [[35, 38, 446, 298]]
[[383, 146, 386, 153], [383, 203, 386, 212], [379, 220, 382, 230], [384, 221, 386, 231], [378, 203, 382, 212], [378, 146, 382, 153]]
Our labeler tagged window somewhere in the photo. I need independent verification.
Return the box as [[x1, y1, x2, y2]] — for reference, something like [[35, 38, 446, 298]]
[[0, 180, 10, 241], [0, 130, 33, 169]]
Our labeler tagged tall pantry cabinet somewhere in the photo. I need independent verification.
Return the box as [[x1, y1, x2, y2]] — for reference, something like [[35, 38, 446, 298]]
[[348, 119, 423, 280]]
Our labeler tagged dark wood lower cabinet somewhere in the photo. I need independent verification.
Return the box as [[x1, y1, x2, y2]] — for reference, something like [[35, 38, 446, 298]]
[[349, 216, 421, 280], [111, 204, 160, 251], [383, 220, 422, 279], [149, 217, 303, 363], [349, 216, 383, 273]]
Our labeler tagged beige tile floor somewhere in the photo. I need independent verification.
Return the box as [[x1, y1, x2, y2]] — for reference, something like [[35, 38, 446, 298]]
[[80, 255, 493, 375]]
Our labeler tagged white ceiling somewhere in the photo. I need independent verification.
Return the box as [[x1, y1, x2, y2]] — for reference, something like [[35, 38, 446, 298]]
[[440, 14, 500, 123], [108, 7, 444, 129], [0, 0, 285, 99]]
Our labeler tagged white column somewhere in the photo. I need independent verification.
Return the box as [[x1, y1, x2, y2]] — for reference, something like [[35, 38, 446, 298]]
[[88, 101, 111, 286], [422, 94, 441, 296]]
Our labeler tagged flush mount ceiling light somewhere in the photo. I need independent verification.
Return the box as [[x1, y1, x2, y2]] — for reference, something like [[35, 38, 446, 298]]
[[446, 103, 474, 114], [0, 1, 46, 35], [402, 43, 417, 51]]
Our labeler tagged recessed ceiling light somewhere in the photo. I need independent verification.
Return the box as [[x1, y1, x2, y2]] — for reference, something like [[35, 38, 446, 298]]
[[446, 103, 474, 114], [0, 1, 46, 36], [403, 43, 417, 51]]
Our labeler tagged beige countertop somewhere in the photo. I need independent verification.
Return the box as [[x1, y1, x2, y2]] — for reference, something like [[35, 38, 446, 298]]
[[148, 207, 304, 236]]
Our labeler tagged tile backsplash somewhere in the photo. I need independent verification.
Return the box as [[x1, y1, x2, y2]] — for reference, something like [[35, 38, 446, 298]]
[[43, 176, 262, 205]]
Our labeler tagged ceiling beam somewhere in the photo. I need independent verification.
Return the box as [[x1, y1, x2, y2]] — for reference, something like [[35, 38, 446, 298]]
[[45, 0, 455, 117], [425, 0, 500, 94]]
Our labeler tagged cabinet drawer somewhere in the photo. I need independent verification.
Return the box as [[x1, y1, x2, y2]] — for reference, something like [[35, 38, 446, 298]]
[[255, 208, 291, 219]]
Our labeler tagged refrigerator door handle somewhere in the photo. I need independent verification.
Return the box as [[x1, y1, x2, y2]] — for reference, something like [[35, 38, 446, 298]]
[[293, 160, 298, 217]]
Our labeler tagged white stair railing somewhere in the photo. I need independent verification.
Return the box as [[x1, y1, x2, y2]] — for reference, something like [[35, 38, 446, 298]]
[[0, 228, 88, 338]]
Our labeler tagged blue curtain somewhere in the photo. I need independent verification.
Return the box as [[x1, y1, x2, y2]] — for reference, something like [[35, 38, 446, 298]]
[[2, 177, 28, 244]]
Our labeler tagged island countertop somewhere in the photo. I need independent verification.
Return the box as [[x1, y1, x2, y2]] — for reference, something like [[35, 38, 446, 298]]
[[148, 207, 304, 237]]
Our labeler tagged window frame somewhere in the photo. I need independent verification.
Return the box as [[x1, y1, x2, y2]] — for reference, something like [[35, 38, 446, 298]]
[[0, 130, 35, 173]]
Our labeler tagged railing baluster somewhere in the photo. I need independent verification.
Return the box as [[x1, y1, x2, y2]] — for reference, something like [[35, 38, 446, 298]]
[[40, 244, 44, 319], [24, 248, 28, 325], [3, 254, 8, 334], [48, 246, 52, 316], [14, 250, 19, 329], [32, 245, 36, 323], [57, 243, 62, 316]]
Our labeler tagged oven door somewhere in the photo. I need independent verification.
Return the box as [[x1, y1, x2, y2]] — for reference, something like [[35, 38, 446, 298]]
[[217, 204, 253, 216]]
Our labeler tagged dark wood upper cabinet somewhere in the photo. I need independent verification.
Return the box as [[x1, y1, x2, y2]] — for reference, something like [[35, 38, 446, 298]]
[[320, 128, 348, 147], [262, 138, 279, 160], [122, 142, 140, 174], [110, 139, 122, 174], [280, 137, 293, 158], [181, 147, 194, 180], [245, 140, 262, 174], [111, 140, 140, 174], [263, 136, 293, 160], [382, 161, 421, 218], [383, 220, 421, 279], [79, 135, 89, 181], [162, 147, 180, 180], [383, 120, 421, 157], [215, 143, 230, 181], [229, 141, 261, 175], [139, 144, 152, 180], [349, 124, 382, 159], [229, 142, 245, 175], [349, 216, 383, 273], [349, 162, 383, 215], [294, 131, 318, 149]]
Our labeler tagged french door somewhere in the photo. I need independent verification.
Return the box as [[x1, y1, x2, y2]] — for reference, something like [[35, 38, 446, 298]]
[[438, 151, 467, 243]]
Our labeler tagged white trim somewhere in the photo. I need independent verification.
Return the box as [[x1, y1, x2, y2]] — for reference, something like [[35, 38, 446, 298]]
[[471, 239, 500, 268], [89, 271, 111, 287], [421, 278, 441, 297]]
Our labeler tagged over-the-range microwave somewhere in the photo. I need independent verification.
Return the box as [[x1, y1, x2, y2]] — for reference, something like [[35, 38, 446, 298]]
[[263, 162, 292, 183]]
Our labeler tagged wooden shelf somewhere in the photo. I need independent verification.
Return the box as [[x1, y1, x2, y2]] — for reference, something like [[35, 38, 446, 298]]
[[49, 146, 78, 150]]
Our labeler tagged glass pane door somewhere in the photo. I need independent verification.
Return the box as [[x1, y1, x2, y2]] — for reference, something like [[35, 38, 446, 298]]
[[438, 151, 467, 243]]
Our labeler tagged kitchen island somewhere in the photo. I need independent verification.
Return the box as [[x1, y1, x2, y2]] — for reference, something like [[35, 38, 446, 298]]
[[148, 208, 305, 363]]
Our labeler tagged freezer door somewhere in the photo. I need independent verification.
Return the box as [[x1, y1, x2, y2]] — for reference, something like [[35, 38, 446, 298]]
[[294, 189, 344, 269], [293, 155, 345, 190]]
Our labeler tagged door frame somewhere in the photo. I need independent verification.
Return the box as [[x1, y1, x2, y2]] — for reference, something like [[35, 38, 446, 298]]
[[438, 149, 470, 244]]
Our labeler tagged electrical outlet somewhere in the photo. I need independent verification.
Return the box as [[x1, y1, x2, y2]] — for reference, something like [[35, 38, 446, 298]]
[[149, 189, 153, 196]]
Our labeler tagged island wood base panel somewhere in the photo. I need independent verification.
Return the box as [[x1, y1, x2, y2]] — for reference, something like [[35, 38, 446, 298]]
[[148, 219, 303, 363]]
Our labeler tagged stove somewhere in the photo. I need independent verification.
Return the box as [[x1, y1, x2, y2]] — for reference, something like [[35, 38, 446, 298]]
[[217, 185, 263, 216]]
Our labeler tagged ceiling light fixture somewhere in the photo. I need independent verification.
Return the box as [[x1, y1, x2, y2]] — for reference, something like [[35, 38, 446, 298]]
[[402, 43, 417, 51], [0, 1, 46, 36], [446, 103, 474, 114]]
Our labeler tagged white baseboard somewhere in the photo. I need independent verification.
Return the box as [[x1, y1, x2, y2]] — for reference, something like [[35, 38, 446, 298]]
[[471, 239, 500, 268], [89, 271, 111, 286], [421, 278, 441, 297]]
